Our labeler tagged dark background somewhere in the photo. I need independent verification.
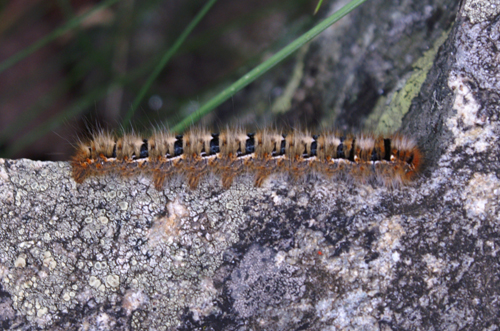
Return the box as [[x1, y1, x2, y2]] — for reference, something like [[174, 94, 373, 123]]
[[0, 0, 458, 162], [0, 0, 316, 161]]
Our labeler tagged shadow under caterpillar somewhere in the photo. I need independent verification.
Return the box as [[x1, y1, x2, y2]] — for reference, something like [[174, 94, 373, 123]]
[[71, 129, 423, 190]]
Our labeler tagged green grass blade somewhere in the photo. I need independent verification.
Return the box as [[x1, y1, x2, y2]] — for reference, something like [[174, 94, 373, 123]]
[[122, 0, 219, 127], [314, 0, 325, 15], [0, 0, 121, 75], [171, 0, 368, 133]]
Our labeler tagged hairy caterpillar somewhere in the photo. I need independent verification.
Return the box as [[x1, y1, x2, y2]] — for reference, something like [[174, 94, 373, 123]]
[[71, 129, 422, 190]]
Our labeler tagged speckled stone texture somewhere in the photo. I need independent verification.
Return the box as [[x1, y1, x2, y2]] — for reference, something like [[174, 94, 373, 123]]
[[1, 0, 500, 330]]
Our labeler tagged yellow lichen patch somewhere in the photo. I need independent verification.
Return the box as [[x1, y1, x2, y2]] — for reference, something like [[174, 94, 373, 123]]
[[365, 29, 451, 134]]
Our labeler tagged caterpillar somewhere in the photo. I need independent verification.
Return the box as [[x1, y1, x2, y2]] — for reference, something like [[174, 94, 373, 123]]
[[71, 129, 423, 190]]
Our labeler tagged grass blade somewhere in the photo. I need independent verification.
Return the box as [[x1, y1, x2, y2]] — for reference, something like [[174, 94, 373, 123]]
[[122, 0, 219, 127], [171, 0, 368, 133], [314, 0, 325, 15]]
